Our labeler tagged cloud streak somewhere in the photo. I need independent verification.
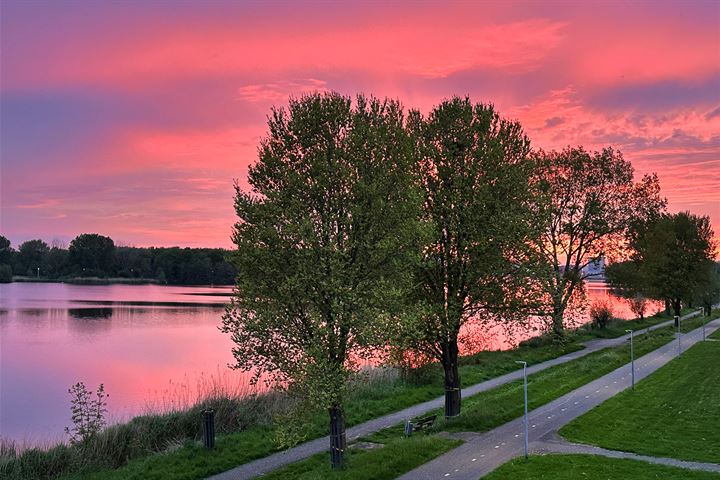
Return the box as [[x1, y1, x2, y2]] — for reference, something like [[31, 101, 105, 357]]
[[1, 1, 718, 247]]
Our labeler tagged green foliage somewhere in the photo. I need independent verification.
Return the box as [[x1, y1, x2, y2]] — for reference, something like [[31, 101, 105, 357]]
[[399, 97, 538, 415], [0, 235, 12, 265], [485, 455, 719, 480], [68, 234, 116, 275], [222, 92, 422, 467], [528, 146, 666, 338], [0, 235, 236, 285], [64, 383, 109, 445], [17, 239, 50, 276], [0, 264, 12, 283], [607, 212, 717, 316], [562, 339, 720, 463]]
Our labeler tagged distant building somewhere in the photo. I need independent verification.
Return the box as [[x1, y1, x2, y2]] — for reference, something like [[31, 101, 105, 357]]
[[582, 257, 606, 282]]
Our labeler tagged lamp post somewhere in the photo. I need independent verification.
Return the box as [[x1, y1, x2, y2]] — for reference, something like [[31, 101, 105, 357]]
[[676, 315, 681, 356], [515, 360, 529, 459], [625, 330, 635, 389]]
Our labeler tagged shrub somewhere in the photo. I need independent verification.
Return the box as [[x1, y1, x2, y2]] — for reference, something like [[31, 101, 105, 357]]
[[627, 295, 648, 320], [590, 301, 614, 329], [65, 383, 108, 445]]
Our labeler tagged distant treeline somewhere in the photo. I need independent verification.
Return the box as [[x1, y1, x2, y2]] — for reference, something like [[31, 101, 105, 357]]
[[0, 233, 236, 285]]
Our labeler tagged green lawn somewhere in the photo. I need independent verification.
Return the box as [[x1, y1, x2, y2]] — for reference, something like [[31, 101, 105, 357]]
[[483, 454, 720, 480], [437, 313, 712, 433], [180, 315, 716, 480], [561, 338, 720, 464], [261, 434, 461, 480], [569, 307, 696, 342], [710, 323, 720, 339], [48, 310, 704, 480]]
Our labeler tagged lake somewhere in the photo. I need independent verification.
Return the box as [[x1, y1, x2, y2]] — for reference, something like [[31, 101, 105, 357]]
[[0, 281, 653, 445]]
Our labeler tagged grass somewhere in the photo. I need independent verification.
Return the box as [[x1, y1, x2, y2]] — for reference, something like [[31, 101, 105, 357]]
[[560, 332, 720, 464], [0, 309, 693, 480], [424, 312, 712, 434], [164, 312, 717, 480], [710, 324, 720, 339], [569, 307, 696, 341], [259, 434, 462, 480], [483, 454, 720, 480]]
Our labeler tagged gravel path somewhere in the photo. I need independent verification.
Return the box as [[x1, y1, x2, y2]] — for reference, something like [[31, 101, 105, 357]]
[[207, 310, 703, 480], [395, 316, 720, 480]]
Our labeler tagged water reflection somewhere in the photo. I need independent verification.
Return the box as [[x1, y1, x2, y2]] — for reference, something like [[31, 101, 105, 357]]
[[68, 308, 114, 319], [0, 281, 655, 445]]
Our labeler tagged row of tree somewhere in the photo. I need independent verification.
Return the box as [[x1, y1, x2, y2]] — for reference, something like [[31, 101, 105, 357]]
[[0, 234, 236, 285], [221, 92, 718, 468], [606, 212, 720, 321]]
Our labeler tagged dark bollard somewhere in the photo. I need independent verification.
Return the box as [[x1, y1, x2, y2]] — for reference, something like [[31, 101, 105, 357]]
[[202, 408, 215, 449]]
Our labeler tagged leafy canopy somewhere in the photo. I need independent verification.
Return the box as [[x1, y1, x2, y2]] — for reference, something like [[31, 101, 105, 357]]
[[222, 92, 422, 408]]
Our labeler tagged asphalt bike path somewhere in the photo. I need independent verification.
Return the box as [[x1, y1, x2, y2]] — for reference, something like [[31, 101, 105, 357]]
[[208, 310, 702, 480], [396, 316, 719, 480]]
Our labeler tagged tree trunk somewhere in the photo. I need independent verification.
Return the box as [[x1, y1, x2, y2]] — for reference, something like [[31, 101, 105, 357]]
[[664, 298, 671, 316], [672, 298, 682, 327], [329, 405, 346, 469], [551, 299, 565, 341], [441, 340, 461, 418]]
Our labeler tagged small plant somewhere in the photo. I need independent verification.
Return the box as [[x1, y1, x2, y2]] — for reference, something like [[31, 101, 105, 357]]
[[64, 382, 108, 445], [627, 295, 648, 320], [589, 301, 614, 329]]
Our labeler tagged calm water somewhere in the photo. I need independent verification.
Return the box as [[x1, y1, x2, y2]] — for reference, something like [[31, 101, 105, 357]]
[[0, 283, 239, 445], [0, 282, 653, 445]]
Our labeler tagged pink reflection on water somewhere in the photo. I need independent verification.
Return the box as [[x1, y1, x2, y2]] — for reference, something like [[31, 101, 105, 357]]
[[0, 281, 658, 444]]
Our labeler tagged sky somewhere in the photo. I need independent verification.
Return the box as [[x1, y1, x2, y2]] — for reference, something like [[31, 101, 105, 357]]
[[1, 1, 719, 248]]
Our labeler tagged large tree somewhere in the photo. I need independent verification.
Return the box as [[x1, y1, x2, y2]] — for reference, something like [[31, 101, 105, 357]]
[[607, 212, 717, 323], [0, 235, 12, 265], [17, 239, 50, 276], [529, 147, 665, 339], [403, 98, 539, 418], [68, 234, 116, 275], [221, 93, 421, 468]]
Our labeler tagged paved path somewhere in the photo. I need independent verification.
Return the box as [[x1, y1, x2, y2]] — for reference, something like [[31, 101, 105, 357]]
[[533, 433, 720, 474], [208, 310, 702, 480], [396, 317, 720, 480]]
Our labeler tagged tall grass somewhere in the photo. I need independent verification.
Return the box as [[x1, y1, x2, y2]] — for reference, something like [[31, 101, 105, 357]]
[[0, 370, 294, 480]]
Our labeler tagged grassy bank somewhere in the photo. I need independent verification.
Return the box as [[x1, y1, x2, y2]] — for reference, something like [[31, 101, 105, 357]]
[[561, 335, 720, 463], [483, 454, 720, 480], [207, 312, 717, 480], [0, 309, 692, 480]]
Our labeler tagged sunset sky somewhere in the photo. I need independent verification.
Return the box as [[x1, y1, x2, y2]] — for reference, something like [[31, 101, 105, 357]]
[[1, 1, 718, 248]]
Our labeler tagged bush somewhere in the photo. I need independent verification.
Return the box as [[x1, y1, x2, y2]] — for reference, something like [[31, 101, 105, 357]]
[[590, 301, 614, 329], [65, 383, 109, 445], [0, 264, 12, 283]]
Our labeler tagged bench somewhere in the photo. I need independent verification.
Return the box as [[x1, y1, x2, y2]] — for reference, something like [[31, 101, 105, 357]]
[[404, 415, 437, 436]]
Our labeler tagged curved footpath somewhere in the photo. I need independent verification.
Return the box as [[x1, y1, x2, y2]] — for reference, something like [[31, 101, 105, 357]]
[[397, 316, 720, 480], [208, 310, 703, 480]]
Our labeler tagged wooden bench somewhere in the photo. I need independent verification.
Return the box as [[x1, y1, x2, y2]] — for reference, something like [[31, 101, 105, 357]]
[[404, 414, 437, 436]]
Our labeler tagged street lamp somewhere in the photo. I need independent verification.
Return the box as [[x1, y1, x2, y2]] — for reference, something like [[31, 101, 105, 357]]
[[676, 315, 681, 356], [515, 360, 529, 459], [625, 330, 634, 389]]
